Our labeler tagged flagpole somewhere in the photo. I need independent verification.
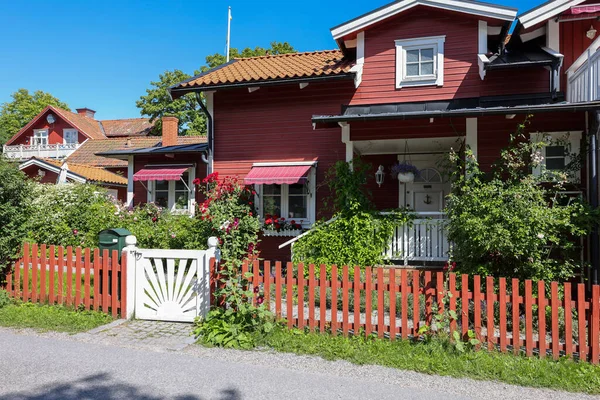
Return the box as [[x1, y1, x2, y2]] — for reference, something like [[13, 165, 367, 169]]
[[226, 6, 232, 62]]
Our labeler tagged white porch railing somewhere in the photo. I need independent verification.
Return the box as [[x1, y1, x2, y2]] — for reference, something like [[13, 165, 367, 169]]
[[2, 143, 80, 160], [567, 36, 600, 103], [383, 211, 449, 265]]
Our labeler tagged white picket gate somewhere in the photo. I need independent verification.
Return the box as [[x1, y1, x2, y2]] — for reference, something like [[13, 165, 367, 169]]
[[123, 236, 218, 323]]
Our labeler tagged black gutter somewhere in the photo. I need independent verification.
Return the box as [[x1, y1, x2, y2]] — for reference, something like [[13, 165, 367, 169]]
[[312, 102, 600, 124], [196, 92, 213, 166], [169, 73, 355, 97], [485, 60, 555, 70], [591, 111, 600, 286]]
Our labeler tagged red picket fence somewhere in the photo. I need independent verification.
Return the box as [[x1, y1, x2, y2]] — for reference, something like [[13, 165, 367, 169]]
[[212, 260, 600, 364], [4, 243, 127, 318]]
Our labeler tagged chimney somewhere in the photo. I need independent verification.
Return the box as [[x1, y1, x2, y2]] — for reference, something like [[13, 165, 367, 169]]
[[162, 116, 178, 147], [76, 108, 96, 119]]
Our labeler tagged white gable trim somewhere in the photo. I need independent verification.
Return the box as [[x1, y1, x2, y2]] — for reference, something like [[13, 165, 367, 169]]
[[519, 0, 586, 30], [331, 0, 517, 39], [18, 159, 87, 184]]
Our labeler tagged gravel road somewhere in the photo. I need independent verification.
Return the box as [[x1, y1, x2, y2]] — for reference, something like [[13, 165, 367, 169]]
[[0, 326, 597, 400]]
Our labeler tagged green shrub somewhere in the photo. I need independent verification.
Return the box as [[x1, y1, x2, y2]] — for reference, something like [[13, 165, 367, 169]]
[[446, 118, 593, 282], [292, 159, 413, 269], [0, 159, 31, 273], [0, 289, 11, 308]]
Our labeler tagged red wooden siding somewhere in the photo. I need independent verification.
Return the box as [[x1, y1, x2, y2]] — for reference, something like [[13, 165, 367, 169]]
[[9, 109, 86, 145], [560, 18, 600, 92], [362, 154, 399, 210], [213, 81, 355, 217], [351, 7, 550, 106], [350, 118, 467, 141]]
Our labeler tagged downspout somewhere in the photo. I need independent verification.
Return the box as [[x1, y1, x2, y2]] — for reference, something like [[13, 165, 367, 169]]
[[591, 111, 600, 285], [196, 92, 213, 171]]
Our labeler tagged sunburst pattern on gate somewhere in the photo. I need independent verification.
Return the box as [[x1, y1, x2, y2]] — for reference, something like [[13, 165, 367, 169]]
[[137, 255, 200, 322]]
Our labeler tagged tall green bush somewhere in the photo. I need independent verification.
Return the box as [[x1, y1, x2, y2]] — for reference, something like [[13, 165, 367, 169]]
[[0, 159, 31, 273], [446, 118, 593, 282]]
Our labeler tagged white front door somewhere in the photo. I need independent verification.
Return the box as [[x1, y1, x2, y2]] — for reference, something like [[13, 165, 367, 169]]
[[399, 168, 448, 212]]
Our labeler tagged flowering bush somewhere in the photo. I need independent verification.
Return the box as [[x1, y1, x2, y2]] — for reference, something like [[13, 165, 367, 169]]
[[263, 214, 302, 231], [446, 117, 594, 282], [193, 173, 275, 348], [25, 184, 199, 250], [391, 162, 420, 177]]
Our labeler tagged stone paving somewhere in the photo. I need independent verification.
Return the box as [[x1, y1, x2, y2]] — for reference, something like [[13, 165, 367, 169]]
[[76, 319, 196, 352]]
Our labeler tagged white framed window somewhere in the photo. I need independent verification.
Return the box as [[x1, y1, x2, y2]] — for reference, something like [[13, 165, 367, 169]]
[[32, 129, 48, 146], [63, 129, 78, 145], [254, 166, 316, 228], [147, 167, 196, 214], [531, 131, 582, 180], [395, 36, 445, 88]]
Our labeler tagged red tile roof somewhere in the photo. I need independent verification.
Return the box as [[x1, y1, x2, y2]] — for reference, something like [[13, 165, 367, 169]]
[[100, 118, 154, 137], [172, 50, 354, 92]]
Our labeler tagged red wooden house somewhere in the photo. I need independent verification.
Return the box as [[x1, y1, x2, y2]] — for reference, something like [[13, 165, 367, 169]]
[[168, 0, 600, 280]]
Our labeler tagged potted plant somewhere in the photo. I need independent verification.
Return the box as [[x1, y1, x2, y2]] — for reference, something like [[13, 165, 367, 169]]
[[391, 162, 420, 183]]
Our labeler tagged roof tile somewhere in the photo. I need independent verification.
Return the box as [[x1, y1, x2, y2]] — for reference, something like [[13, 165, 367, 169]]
[[174, 50, 354, 90]]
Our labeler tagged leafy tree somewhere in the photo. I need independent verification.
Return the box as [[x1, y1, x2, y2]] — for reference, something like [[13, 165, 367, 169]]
[[135, 70, 206, 136], [0, 159, 31, 274], [137, 42, 296, 136], [0, 89, 70, 145]]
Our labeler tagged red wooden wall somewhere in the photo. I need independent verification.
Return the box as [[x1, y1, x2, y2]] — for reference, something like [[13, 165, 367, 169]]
[[560, 18, 600, 92], [350, 7, 550, 107]]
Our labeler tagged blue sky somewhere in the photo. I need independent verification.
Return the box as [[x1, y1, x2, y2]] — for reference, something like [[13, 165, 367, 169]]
[[0, 0, 541, 120]]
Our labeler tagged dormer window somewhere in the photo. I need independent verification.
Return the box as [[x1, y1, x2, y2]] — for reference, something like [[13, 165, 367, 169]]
[[63, 129, 78, 145], [395, 36, 445, 88]]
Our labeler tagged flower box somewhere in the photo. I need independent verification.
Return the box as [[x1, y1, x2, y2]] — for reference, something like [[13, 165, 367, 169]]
[[262, 229, 303, 237], [397, 172, 415, 183]]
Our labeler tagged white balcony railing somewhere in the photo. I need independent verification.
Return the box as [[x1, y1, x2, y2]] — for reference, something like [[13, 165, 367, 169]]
[[2, 143, 80, 160], [567, 36, 600, 103], [384, 211, 449, 264]]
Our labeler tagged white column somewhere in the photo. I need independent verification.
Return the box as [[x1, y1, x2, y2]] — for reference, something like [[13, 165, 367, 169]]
[[466, 118, 478, 159], [478, 21, 488, 54], [124, 235, 138, 320], [201, 237, 220, 316], [339, 122, 353, 166], [546, 19, 561, 91], [127, 155, 134, 209]]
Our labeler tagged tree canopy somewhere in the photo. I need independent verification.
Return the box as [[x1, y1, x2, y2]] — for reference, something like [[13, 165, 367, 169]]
[[0, 89, 70, 146], [137, 42, 296, 136]]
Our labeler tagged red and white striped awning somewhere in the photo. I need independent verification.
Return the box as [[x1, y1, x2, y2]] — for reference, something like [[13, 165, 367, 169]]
[[564, 4, 600, 15], [244, 165, 312, 185], [133, 167, 188, 181]]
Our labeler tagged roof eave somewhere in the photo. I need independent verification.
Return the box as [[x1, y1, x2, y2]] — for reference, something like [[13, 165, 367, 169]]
[[330, 0, 518, 40], [169, 73, 355, 98], [518, 0, 587, 29], [311, 101, 600, 124]]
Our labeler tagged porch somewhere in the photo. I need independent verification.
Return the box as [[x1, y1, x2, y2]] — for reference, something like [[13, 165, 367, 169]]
[[312, 99, 593, 266]]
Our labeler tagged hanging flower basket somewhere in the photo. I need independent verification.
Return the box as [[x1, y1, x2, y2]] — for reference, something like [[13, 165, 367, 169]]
[[391, 162, 420, 183], [397, 172, 415, 183]]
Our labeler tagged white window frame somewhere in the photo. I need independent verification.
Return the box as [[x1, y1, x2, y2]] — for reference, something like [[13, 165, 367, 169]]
[[395, 35, 445, 89], [253, 162, 317, 228], [146, 166, 196, 214], [32, 129, 48, 146], [63, 129, 78, 145], [530, 131, 582, 180]]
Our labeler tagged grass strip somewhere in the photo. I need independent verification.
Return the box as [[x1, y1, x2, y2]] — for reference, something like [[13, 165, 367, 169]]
[[0, 303, 113, 333], [263, 329, 600, 395]]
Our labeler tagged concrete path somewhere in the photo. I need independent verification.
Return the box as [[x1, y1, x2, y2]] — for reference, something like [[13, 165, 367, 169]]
[[0, 322, 597, 400], [0, 329, 465, 400]]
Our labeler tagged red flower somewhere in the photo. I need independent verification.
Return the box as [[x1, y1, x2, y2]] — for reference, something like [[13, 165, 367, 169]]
[[265, 218, 273, 225], [192, 178, 201, 185], [257, 296, 264, 305], [279, 217, 285, 222], [249, 212, 253, 217], [152, 217, 158, 223], [290, 220, 296, 225], [275, 223, 281, 230], [273, 215, 279, 220], [253, 286, 260, 294], [251, 190, 256, 195], [249, 201, 253, 205], [265, 214, 272, 219], [72, 229, 78, 235]]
